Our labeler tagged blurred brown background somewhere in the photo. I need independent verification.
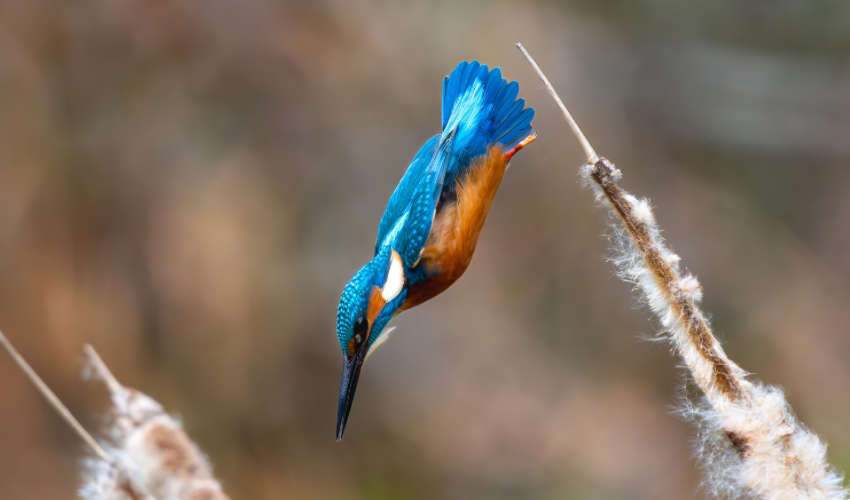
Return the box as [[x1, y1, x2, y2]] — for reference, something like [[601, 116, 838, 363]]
[[2, 1, 850, 499]]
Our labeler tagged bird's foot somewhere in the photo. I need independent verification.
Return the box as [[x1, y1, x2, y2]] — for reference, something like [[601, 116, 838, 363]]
[[504, 133, 537, 161]]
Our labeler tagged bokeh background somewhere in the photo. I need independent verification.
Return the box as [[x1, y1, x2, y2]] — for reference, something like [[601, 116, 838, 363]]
[[2, 1, 850, 498]]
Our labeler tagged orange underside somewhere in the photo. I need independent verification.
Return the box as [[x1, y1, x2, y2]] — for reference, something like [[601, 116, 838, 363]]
[[399, 146, 508, 312]]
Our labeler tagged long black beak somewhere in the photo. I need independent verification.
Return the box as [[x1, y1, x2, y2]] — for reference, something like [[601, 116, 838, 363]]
[[336, 341, 368, 441]]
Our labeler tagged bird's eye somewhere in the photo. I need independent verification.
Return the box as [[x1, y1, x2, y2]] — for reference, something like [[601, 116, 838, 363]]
[[353, 316, 368, 343], [348, 316, 369, 357]]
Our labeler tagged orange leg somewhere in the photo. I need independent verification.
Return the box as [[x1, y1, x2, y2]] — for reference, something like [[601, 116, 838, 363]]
[[504, 133, 537, 161]]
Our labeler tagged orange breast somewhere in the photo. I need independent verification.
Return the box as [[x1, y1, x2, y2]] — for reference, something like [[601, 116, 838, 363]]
[[399, 147, 508, 312]]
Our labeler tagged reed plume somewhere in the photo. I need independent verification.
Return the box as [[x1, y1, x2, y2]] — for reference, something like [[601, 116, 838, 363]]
[[0, 329, 230, 500], [517, 43, 848, 500], [81, 345, 231, 500]]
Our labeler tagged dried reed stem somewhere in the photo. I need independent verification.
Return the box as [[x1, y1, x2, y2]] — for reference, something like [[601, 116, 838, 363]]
[[518, 43, 848, 499], [0, 328, 230, 499], [0, 330, 152, 498], [0, 329, 113, 462], [82, 345, 231, 500], [515, 43, 599, 164]]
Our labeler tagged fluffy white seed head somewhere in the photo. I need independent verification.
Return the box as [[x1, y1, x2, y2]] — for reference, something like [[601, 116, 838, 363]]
[[679, 274, 703, 303], [596, 174, 847, 500], [624, 194, 656, 225], [81, 348, 231, 500], [515, 46, 846, 499]]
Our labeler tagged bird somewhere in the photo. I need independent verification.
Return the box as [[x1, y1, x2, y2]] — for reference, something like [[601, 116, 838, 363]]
[[335, 61, 535, 440]]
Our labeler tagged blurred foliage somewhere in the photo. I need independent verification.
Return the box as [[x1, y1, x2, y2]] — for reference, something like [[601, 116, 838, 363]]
[[0, 1, 849, 499], [571, 0, 850, 53]]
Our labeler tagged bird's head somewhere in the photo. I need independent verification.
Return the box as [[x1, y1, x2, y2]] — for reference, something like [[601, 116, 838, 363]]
[[335, 247, 407, 440]]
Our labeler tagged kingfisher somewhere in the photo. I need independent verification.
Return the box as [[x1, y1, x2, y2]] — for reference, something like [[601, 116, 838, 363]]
[[335, 61, 536, 440]]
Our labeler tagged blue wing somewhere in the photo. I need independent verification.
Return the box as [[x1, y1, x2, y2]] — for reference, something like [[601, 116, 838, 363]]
[[397, 129, 455, 268], [375, 134, 441, 255], [375, 61, 534, 270]]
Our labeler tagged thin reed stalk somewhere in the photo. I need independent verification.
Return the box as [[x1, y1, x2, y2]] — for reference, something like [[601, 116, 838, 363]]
[[0, 330, 113, 463], [81, 345, 231, 500], [517, 43, 848, 499], [0, 328, 230, 500]]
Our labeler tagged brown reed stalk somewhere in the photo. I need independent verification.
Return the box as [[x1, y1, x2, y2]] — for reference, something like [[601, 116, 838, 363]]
[[517, 43, 848, 499], [0, 330, 113, 463], [81, 345, 231, 500], [0, 330, 150, 499], [0, 328, 229, 500]]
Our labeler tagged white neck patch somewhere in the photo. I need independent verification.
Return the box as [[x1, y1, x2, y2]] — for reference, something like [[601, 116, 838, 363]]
[[381, 249, 405, 302]]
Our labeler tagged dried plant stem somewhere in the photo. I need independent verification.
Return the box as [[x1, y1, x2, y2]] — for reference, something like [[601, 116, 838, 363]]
[[518, 43, 848, 499], [82, 345, 231, 500], [83, 345, 123, 395], [516, 43, 599, 164], [0, 330, 154, 499], [0, 329, 113, 463], [0, 328, 229, 499], [586, 164, 748, 404]]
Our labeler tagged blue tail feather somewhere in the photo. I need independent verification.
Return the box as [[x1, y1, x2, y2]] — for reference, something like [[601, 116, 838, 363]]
[[483, 68, 502, 102], [491, 81, 519, 123], [494, 99, 525, 136], [440, 61, 534, 152], [497, 108, 534, 148]]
